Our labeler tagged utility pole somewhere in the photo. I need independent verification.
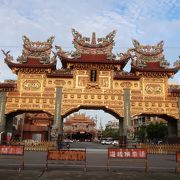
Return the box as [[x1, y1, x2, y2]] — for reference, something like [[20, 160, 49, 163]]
[[99, 118, 103, 139]]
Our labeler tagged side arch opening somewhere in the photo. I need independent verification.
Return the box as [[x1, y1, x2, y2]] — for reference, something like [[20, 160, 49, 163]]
[[131, 113, 179, 143], [4, 110, 53, 142]]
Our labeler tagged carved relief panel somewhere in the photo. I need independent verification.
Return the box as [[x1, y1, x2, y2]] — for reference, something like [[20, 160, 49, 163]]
[[99, 77, 110, 88], [20, 73, 44, 92], [98, 70, 111, 89], [113, 80, 140, 90], [22, 79, 41, 91], [143, 78, 165, 96], [144, 83, 164, 96], [144, 84, 163, 95], [76, 75, 89, 88], [47, 79, 73, 88]]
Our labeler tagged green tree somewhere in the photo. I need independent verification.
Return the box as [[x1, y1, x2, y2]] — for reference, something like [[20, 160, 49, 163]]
[[102, 128, 119, 139], [135, 125, 146, 143], [135, 122, 168, 143], [146, 122, 168, 141]]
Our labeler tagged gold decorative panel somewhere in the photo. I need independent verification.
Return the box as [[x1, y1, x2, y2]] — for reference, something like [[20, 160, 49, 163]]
[[22, 80, 41, 91], [99, 77, 110, 88], [54, 80, 66, 86], [77, 75, 89, 87], [4, 67, 179, 121], [145, 84, 162, 94]]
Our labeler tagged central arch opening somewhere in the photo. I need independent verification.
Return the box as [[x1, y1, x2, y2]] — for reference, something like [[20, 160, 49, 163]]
[[62, 106, 123, 144]]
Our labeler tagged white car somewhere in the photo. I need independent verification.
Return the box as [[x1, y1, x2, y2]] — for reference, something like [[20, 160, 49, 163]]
[[101, 140, 106, 145], [64, 139, 73, 143], [105, 140, 113, 145], [112, 140, 119, 146]]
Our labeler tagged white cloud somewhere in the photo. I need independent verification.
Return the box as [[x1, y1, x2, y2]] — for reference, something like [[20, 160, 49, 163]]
[[0, 0, 179, 78], [0, 0, 179, 124]]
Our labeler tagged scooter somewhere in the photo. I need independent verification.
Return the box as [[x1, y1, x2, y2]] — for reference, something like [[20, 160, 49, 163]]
[[66, 143, 70, 149]]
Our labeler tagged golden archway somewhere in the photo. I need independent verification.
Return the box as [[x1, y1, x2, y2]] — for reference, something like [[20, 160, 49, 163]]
[[0, 29, 179, 139]]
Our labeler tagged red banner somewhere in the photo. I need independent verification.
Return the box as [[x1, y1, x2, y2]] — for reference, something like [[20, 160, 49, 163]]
[[176, 152, 180, 162], [108, 148, 147, 159], [0, 145, 24, 155], [48, 150, 86, 161]]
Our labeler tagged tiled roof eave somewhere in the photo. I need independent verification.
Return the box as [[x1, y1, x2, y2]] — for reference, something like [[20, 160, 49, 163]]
[[0, 83, 17, 88], [131, 65, 178, 73], [59, 56, 130, 65], [47, 74, 73, 78], [114, 76, 140, 80], [168, 89, 180, 93], [5, 60, 56, 69]]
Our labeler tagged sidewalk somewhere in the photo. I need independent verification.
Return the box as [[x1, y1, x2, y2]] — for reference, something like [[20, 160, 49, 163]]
[[0, 169, 180, 180]]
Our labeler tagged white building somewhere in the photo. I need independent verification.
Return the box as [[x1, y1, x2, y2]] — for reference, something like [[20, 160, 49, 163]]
[[105, 120, 119, 129]]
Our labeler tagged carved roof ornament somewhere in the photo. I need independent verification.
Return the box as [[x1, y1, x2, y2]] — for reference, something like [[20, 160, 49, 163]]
[[56, 29, 131, 70], [2, 36, 57, 74], [71, 28, 116, 47], [130, 40, 170, 68], [91, 32, 96, 45], [132, 39, 164, 56], [71, 28, 116, 56], [1, 49, 14, 62], [173, 59, 180, 69], [55, 45, 74, 58], [17, 35, 55, 64]]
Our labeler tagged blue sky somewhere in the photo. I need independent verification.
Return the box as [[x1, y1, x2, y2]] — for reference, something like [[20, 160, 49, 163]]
[[0, 0, 179, 128]]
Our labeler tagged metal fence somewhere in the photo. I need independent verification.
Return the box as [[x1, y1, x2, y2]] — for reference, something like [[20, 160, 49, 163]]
[[138, 144, 180, 154]]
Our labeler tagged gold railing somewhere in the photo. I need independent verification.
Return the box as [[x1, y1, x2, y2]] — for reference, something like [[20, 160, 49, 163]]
[[138, 144, 180, 154]]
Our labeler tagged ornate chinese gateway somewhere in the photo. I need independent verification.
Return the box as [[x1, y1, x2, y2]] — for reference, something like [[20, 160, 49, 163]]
[[0, 29, 180, 141]]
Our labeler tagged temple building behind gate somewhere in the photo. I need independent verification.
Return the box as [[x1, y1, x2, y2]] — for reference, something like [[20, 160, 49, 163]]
[[64, 113, 97, 141]]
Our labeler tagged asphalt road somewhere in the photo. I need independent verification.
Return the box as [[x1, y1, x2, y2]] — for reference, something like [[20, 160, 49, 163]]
[[0, 142, 178, 173], [0, 170, 180, 180], [0, 142, 179, 180]]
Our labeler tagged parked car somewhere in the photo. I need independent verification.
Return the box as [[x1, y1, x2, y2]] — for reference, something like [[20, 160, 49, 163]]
[[157, 140, 163, 144], [101, 140, 107, 145], [105, 139, 113, 145], [58, 141, 71, 149], [112, 140, 119, 146], [64, 139, 73, 143], [101, 138, 113, 145]]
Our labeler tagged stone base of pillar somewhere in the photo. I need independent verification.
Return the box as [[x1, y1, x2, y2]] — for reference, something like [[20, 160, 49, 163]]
[[50, 137, 57, 149], [50, 126, 59, 149], [51, 136, 58, 142], [57, 133, 64, 150], [0, 125, 5, 132], [177, 121, 180, 137], [118, 136, 126, 148]]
